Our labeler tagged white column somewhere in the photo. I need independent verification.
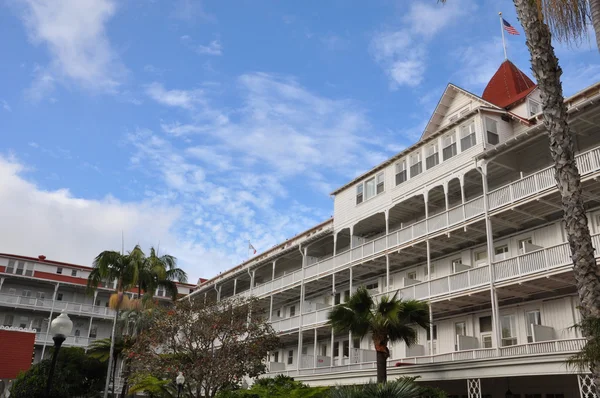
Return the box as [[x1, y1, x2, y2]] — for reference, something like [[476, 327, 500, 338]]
[[269, 295, 274, 322], [233, 278, 237, 296], [330, 273, 335, 369], [313, 328, 318, 368], [426, 240, 434, 357], [460, 175, 466, 220], [0, 277, 4, 291], [384, 209, 389, 235], [297, 246, 307, 371], [478, 164, 502, 352], [349, 267, 353, 295], [385, 254, 390, 293], [467, 379, 482, 398], [444, 182, 450, 227], [217, 285, 222, 302], [349, 226, 354, 249], [41, 283, 60, 359], [333, 234, 337, 256]]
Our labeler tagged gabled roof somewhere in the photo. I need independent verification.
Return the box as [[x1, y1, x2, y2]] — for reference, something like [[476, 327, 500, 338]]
[[482, 60, 536, 108], [420, 84, 500, 141]]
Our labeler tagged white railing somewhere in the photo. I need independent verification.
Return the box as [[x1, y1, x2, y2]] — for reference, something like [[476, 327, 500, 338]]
[[268, 338, 585, 377], [247, 146, 600, 300], [0, 293, 115, 317], [35, 332, 92, 347]]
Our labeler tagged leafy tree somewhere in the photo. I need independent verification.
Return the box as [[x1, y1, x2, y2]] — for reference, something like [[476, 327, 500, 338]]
[[10, 347, 107, 398], [328, 287, 429, 384], [128, 296, 280, 398], [217, 376, 329, 398]]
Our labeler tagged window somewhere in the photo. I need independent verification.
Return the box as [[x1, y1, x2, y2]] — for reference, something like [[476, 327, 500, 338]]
[[22, 290, 31, 297], [3, 314, 14, 327], [6, 260, 15, 274], [485, 117, 499, 145], [75, 329, 81, 337], [95, 299, 101, 306], [302, 346, 308, 355], [57, 293, 63, 301], [343, 290, 350, 302], [37, 292, 45, 300], [90, 325, 98, 338], [56, 267, 63, 275], [273, 351, 279, 362], [410, 153, 422, 177], [365, 282, 378, 290], [426, 325, 438, 341], [452, 258, 463, 272], [356, 184, 363, 205], [333, 341, 339, 357], [475, 250, 488, 264], [157, 287, 165, 297], [518, 237, 533, 253], [15, 261, 24, 275], [495, 245, 509, 260], [526, 310, 542, 343], [460, 122, 477, 151], [24, 264, 33, 277], [189, 288, 194, 294], [32, 318, 42, 332], [529, 100, 541, 116], [71, 269, 77, 277], [443, 133, 457, 160], [19, 316, 28, 328], [321, 344, 327, 357], [376, 172, 385, 194], [481, 334, 493, 348], [289, 305, 296, 317], [343, 340, 349, 357], [8, 288, 16, 295], [276, 309, 281, 318], [501, 314, 517, 346], [479, 316, 492, 333], [426, 143, 439, 169], [287, 350, 294, 365], [407, 271, 417, 280], [365, 177, 376, 201], [395, 160, 407, 185], [353, 338, 360, 349]]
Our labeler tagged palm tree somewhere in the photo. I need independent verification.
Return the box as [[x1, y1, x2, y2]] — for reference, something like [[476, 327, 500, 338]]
[[129, 245, 188, 300], [88, 250, 136, 398], [328, 287, 429, 384], [440, 0, 600, 386], [88, 337, 131, 397]]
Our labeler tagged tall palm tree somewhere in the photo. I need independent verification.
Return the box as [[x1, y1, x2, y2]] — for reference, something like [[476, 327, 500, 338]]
[[328, 287, 429, 384], [129, 245, 188, 300], [88, 337, 131, 396], [88, 250, 136, 398], [440, 0, 600, 386]]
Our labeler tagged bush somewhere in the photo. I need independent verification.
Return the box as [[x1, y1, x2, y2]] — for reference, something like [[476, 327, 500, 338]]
[[217, 375, 330, 398], [329, 377, 446, 398]]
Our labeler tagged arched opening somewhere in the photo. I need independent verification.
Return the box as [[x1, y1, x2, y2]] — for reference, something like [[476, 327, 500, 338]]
[[352, 212, 387, 245], [388, 194, 426, 233], [427, 185, 446, 216], [447, 178, 462, 208], [463, 169, 483, 201]]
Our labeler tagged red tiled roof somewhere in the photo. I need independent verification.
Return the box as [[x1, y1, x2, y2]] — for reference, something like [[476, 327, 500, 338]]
[[482, 60, 536, 108]]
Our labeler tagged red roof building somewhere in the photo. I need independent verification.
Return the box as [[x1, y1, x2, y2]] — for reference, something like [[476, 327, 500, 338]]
[[482, 59, 537, 108]]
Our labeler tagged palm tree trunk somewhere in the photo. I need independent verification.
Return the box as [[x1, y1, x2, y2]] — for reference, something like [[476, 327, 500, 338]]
[[373, 338, 388, 384], [104, 308, 120, 398], [513, 0, 600, 386], [119, 359, 130, 398], [590, 0, 600, 51]]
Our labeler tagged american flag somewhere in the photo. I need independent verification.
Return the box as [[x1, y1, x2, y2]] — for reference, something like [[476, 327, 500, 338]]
[[502, 18, 520, 35], [249, 242, 257, 254]]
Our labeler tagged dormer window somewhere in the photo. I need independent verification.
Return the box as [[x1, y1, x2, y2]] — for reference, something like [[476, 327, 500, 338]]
[[395, 160, 407, 185], [460, 122, 477, 151], [443, 132, 457, 160], [410, 153, 422, 177], [529, 100, 541, 116], [426, 143, 439, 169], [485, 117, 499, 145]]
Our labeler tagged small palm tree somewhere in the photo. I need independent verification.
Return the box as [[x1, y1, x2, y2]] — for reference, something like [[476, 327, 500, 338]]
[[129, 245, 188, 300], [328, 287, 429, 384]]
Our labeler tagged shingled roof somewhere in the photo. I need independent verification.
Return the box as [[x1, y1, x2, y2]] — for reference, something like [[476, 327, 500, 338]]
[[482, 59, 536, 108]]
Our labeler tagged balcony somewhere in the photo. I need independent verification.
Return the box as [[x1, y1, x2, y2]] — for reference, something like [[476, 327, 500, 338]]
[[0, 293, 116, 318], [268, 338, 585, 377], [35, 331, 95, 347], [241, 146, 600, 300]]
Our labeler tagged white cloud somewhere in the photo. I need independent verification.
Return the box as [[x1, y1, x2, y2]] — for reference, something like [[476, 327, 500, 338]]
[[17, 0, 124, 99], [197, 40, 223, 56], [370, 0, 476, 89], [1, 100, 11, 112], [145, 83, 204, 110]]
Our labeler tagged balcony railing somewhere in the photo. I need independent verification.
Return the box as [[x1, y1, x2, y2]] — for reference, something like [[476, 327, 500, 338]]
[[35, 332, 96, 347], [268, 338, 585, 377], [237, 146, 600, 300], [0, 293, 115, 317]]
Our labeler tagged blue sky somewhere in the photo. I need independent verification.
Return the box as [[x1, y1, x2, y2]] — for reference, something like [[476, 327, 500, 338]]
[[1, 0, 599, 283]]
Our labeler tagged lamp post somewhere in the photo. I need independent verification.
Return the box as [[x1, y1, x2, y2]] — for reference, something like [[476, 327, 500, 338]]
[[45, 311, 73, 397], [176, 372, 185, 398]]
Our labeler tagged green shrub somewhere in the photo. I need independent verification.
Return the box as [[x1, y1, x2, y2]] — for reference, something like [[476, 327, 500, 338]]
[[217, 375, 330, 398]]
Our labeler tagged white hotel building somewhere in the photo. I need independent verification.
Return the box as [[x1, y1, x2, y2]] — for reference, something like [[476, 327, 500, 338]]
[[189, 61, 600, 398]]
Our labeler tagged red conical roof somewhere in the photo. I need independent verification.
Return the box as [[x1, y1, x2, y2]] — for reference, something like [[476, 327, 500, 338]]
[[482, 60, 536, 108]]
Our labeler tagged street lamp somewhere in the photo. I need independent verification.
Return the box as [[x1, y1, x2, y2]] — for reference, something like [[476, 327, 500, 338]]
[[45, 311, 73, 397], [176, 372, 185, 398]]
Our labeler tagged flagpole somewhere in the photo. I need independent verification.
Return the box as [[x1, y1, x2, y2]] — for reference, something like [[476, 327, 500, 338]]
[[499, 12, 508, 60]]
